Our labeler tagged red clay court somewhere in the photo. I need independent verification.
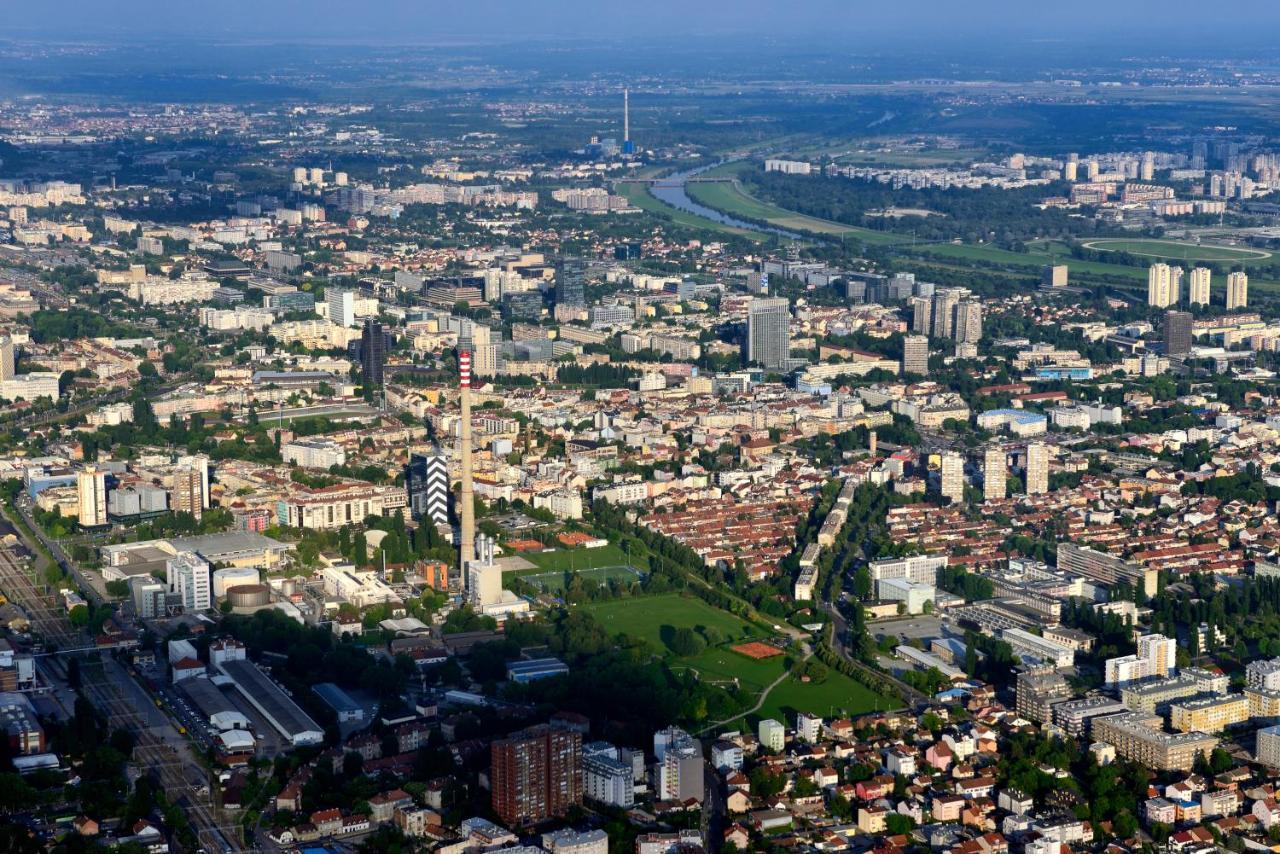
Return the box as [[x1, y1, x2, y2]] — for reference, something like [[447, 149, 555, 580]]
[[731, 641, 784, 660]]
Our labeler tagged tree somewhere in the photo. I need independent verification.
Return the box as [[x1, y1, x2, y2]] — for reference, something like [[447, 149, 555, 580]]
[[668, 627, 706, 657], [885, 814, 915, 835]]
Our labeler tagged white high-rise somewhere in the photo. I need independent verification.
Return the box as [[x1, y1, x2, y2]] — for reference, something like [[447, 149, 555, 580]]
[[1227, 271, 1248, 310], [1147, 264, 1176, 308], [167, 551, 212, 612], [939, 451, 965, 504], [1188, 267, 1211, 306], [1025, 443, 1049, 495], [747, 297, 790, 370], [325, 288, 356, 327], [77, 466, 108, 527], [983, 446, 1006, 502]]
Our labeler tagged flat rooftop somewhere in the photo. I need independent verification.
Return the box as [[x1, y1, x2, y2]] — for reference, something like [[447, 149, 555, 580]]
[[218, 658, 322, 744]]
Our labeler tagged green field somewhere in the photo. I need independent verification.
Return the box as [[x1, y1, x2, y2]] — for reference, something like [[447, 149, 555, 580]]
[[524, 543, 638, 572], [582, 594, 895, 720], [504, 544, 646, 592], [686, 162, 907, 244], [1080, 238, 1272, 263], [513, 565, 642, 594]]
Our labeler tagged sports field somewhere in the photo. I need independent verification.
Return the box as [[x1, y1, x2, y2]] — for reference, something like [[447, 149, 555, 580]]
[[512, 565, 642, 594], [522, 543, 638, 572], [583, 594, 895, 719], [1081, 238, 1271, 263], [502, 544, 647, 592]]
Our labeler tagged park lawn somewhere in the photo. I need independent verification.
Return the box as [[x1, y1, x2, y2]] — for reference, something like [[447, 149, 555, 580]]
[[583, 593, 761, 649], [583, 594, 893, 719], [523, 543, 638, 572], [671, 645, 786, 694], [756, 669, 897, 722], [616, 183, 764, 240]]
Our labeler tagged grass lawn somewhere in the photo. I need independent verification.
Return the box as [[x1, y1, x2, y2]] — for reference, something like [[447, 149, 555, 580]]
[[756, 670, 896, 723], [583, 594, 895, 718], [583, 593, 760, 648]]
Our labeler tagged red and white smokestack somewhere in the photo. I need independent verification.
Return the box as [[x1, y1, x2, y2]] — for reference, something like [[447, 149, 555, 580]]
[[459, 349, 472, 389]]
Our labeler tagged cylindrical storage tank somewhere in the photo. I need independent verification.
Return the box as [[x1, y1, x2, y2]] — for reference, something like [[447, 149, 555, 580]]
[[279, 577, 298, 596], [213, 567, 260, 600], [227, 584, 270, 608]]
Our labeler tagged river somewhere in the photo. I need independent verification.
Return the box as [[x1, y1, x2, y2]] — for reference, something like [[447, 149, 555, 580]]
[[649, 161, 804, 240]]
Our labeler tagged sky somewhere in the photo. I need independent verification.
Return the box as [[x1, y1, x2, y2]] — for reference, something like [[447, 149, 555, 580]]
[[7, 0, 1280, 43]]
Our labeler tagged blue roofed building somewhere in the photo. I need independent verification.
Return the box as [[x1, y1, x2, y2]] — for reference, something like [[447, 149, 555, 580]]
[[507, 657, 570, 684]]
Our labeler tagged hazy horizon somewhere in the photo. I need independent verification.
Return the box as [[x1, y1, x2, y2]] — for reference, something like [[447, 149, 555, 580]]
[[6, 0, 1280, 44]]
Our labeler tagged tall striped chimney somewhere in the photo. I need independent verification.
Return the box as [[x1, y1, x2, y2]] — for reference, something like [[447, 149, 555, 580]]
[[458, 347, 476, 568]]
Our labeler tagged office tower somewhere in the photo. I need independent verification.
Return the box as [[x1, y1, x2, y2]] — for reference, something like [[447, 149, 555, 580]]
[[1141, 151, 1155, 181], [654, 727, 704, 803], [458, 346, 475, 568], [77, 466, 108, 527], [1025, 442, 1049, 495], [1147, 264, 1176, 308], [902, 335, 929, 376], [1188, 267, 1211, 306], [1226, 271, 1248, 310], [0, 336, 13, 381], [166, 551, 211, 612], [1041, 265, 1068, 289], [939, 452, 965, 505], [491, 725, 583, 826], [888, 273, 915, 302], [130, 577, 167, 620], [931, 289, 961, 339], [1086, 159, 1099, 180], [555, 257, 587, 308], [747, 297, 790, 370], [171, 465, 203, 521], [326, 288, 356, 327], [1164, 310, 1193, 356], [908, 296, 932, 335], [360, 319, 388, 387], [1063, 161, 1078, 181], [405, 452, 449, 525], [983, 446, 1006, 502], [955, 300, 983, 344]]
